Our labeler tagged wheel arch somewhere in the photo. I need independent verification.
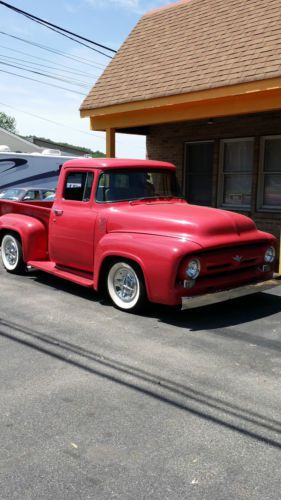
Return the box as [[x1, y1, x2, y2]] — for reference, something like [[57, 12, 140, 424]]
[[0, 214, 48, 262], [0, 227, 22, 245]]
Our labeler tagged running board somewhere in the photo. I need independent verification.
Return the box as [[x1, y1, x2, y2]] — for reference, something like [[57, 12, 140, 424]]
[[27, 261, 94, 288]]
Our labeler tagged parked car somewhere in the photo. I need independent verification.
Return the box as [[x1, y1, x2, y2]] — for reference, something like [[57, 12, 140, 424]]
[[0, 187, 55, 201]]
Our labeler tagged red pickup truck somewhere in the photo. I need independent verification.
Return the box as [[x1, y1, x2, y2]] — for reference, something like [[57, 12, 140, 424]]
[[0, 158, 279, 312]]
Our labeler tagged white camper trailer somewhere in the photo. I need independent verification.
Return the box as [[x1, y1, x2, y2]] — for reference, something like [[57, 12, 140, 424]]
[[0, 148, 77, 190]]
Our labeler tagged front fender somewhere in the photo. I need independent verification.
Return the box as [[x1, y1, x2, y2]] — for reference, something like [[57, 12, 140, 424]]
[[0, 214, 48, 261], [95, 232, 201, 304]]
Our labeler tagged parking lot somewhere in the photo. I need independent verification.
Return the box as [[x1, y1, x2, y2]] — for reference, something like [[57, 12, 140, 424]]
[[1, 265, 281, 499]]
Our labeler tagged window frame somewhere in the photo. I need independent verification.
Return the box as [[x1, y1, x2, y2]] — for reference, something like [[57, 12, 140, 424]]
[[62, 170, 94, 204], [218, 137, 254, 211], [257, 135, 281, 212], [183, 140, 214, 206]]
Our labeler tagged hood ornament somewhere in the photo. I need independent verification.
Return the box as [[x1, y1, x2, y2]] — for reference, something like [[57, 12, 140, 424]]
[[233, 255, 244, 263]]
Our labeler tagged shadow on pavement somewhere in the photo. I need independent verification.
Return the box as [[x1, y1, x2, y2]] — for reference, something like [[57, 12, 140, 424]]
[[1, 317, 281, 451], [154, 293, 281, 352], [28, 268, 281, 333], [26, 269, 101, 303]]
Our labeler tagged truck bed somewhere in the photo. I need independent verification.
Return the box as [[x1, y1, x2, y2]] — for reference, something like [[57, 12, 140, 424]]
[[0, 200, 52, 229]]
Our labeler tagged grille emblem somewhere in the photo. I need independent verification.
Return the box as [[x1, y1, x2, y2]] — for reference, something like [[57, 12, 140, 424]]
[[233, 255, 244, 263]]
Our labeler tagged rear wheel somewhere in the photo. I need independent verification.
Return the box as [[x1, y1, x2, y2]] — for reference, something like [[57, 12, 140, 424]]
[[1, 233, 26, 274], [107, 261, 146, 312]]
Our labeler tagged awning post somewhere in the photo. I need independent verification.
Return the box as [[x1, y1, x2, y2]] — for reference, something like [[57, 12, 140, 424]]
[[279, 229, 281, 275], [106, 128, 116, 158]]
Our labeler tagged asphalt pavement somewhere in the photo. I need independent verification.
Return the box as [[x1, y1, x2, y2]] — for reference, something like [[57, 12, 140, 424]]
[[1, 265, 281, 499]]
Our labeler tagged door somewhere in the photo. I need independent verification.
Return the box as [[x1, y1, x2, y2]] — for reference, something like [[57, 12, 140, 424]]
[[49, 170, 96, 272]]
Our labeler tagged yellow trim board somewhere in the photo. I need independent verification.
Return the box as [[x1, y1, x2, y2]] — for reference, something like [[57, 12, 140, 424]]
[[89, 88, 281, 131], [80, 76, 281, 118]]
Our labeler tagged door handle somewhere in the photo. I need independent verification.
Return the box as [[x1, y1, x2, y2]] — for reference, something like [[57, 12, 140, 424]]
[[54, 209, 63, 216]]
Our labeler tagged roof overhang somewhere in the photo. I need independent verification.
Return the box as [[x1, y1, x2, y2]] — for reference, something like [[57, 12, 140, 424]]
[[80, 77, 281, 131]]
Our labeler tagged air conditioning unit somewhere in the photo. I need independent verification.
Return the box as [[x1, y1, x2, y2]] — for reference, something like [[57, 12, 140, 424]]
[[41, 149, 62, 156], [0, 145, 11, 152]]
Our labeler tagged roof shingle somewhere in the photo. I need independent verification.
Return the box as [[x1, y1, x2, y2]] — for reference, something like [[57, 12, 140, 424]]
[[80, 0, 281, 111]]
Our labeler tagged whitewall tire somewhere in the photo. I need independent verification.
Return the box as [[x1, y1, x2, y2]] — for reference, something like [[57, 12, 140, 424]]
[[1, 233, 25, 274], [107, 261, 146, 312]]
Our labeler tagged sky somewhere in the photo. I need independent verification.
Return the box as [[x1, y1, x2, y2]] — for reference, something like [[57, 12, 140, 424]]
[[0, 0, 174, 157]]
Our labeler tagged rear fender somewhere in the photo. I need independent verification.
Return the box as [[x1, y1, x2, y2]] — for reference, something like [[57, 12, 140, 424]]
[[95, 233, 201, 304], [0, 214, 48, 261]]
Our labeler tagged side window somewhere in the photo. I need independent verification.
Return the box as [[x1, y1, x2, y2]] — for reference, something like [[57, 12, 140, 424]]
[[63, 172, 94, 201]]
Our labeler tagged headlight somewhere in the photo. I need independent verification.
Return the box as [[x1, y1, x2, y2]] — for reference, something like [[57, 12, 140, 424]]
[[186, 258, 200, 279], [264, 246, 275, 263]]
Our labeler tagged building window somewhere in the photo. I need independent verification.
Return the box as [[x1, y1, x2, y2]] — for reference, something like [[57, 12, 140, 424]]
[[219, 138, 254, 209], [258, 136, 281, 210], [184, 141, 214, 206]]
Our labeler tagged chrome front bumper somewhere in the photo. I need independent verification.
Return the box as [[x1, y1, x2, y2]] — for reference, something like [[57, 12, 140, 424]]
[[181, 277, 281, 310]]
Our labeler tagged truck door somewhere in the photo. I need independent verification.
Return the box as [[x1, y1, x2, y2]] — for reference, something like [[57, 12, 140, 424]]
[[49, 170, 96, 272]]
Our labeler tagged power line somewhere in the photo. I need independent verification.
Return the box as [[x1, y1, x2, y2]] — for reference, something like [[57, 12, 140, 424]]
[[0, 32, 107, 69], [0, 57, 93, 87], [0, 101, 105, 141], [0, 102, 146, 153], [0, 68, 86, 96], [25, 16, 113, 59], [0, 1, 117, 57], [0, 43, 106, 73], [0, 57, 93, 85], [0, 60, 91, 89], [0, 53, 100, 80]]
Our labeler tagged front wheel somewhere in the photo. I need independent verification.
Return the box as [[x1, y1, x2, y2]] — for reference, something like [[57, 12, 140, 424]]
[[1, 233, 26, 274], [107, 261, 146, 312]]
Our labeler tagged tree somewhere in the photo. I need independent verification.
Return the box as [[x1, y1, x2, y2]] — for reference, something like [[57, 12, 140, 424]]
[[0, 111, 17, 134]]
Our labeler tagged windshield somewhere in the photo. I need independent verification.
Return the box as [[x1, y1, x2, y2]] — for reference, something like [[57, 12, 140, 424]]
[[96, 169, 181, 203], [0, 188, 24, 200]]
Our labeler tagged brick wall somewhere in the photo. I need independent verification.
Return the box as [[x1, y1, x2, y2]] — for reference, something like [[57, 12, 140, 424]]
[[146, 110, 281, 242]]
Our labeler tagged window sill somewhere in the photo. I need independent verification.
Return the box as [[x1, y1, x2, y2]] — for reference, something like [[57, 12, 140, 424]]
[[219, 205, 251, 213], [257, 207, 281, 213]]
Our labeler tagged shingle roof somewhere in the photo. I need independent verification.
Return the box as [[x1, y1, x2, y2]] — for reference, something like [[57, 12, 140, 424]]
[[80, 0, 281, 112]]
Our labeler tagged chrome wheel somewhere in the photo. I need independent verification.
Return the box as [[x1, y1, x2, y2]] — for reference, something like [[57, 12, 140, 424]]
[[1, 234, 25, 273], [107, 261, 145, 311]]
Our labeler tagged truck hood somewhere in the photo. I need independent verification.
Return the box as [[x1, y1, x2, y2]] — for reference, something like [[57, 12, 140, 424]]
[[104, 199, 267, 248]]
